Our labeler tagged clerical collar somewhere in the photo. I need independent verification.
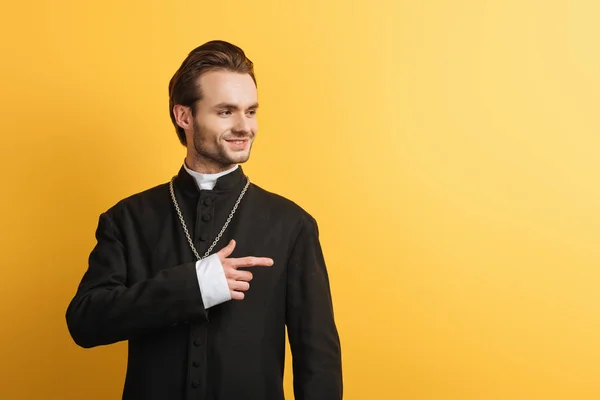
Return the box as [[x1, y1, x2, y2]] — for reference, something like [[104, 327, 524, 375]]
[[183, 162, 239, 191]]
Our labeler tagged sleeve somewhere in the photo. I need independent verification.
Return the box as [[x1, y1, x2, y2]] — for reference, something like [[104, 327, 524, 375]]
[[196, 254, 232, 308], [65, 212, 209, 349], [286, 216, 343, 400]]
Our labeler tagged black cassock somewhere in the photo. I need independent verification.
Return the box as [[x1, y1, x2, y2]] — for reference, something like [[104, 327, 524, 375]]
[[66, 166, 342, 400]]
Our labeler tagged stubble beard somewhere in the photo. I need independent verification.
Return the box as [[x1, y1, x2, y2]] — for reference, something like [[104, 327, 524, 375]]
[[192, 121, 252, 170]]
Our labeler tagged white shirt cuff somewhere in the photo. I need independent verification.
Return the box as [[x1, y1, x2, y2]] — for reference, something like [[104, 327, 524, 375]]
[[195, 254, 231, 309]]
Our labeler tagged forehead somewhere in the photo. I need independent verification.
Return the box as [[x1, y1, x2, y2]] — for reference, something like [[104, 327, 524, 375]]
[[197, 70, 257, 105]]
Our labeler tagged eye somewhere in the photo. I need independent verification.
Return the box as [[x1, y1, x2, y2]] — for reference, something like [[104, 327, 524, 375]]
[[218, 110, 232, 116], [247, 109, 257, 117]]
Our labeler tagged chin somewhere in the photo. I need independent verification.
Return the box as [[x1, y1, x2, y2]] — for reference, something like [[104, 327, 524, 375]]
[[230, 154, 251, 164], [224, 149, 251, 164]]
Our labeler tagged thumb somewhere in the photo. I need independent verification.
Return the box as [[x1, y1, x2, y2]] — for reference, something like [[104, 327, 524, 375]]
[[218, 239, 236, 260]]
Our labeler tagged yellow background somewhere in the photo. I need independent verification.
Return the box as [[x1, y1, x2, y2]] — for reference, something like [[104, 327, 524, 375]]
[[1, 0, 600, 399]]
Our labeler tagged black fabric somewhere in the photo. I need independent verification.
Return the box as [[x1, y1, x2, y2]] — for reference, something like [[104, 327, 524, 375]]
[[66, 166, 342, 400]]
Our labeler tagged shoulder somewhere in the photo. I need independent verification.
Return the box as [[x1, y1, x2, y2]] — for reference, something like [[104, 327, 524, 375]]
[[101, 182, 170, 222], [249, 183, 309, 214], [248, 183, 319, 231]]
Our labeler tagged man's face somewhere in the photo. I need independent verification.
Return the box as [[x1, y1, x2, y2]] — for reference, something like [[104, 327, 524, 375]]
[[188, 70, 258, 172]]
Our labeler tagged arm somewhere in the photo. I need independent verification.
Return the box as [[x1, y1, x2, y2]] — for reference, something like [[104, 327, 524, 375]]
[[286, 216, 343, 400], [65, 212, 208, 348]]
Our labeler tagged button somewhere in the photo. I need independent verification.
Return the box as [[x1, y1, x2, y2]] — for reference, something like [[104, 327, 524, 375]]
[[194, 337, 203, 346], [192, 380, 200, 388], [202, 214, 211, 222], [204, 198, 213, 206], [192, 361, 200, 368], [200, 233, 208, 242]]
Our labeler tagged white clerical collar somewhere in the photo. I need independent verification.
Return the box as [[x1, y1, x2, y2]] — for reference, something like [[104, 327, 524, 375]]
[[183, 162, 239, 191]]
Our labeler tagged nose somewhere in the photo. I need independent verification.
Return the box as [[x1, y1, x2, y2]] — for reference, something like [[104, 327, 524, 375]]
[[232, 114, 252, 135]]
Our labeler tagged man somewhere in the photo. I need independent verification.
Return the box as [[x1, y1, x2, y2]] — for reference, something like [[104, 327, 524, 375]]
[[65, 40, 343, 400]]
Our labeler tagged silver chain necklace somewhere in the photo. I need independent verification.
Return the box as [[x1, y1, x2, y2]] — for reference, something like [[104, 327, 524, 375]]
[[169, 176, 250, 260]]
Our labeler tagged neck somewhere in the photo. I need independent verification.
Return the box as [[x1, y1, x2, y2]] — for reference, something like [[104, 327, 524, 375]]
[[185, 155, 237, 174]]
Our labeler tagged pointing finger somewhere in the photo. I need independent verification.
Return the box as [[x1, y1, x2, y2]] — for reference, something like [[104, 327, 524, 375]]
[[231, 257, 274, 268]]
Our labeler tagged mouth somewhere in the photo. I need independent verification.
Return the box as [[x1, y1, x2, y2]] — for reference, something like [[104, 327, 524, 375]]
[[224, 137, 252, 150]]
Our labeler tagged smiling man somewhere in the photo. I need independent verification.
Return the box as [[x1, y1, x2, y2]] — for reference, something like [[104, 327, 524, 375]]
[[65, 40, 343, 400]]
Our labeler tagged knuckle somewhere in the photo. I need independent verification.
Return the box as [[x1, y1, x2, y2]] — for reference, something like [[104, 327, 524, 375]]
[[241, 257, 252, 266]]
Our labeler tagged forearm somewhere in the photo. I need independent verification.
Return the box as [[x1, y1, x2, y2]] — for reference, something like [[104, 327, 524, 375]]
[[66, 262, 206, 348], [288, 316, 343, 399], [286, 215, 343, 399]]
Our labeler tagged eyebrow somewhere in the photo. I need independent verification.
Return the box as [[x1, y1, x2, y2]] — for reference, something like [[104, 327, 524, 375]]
[[214, 102, 259, 110]]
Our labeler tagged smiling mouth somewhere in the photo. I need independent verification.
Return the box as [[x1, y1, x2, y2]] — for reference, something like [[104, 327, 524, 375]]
[[224, 137, 252, 144]]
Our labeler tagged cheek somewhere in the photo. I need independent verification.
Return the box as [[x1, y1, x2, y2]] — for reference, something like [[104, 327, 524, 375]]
[[200, 116, 232, 138]]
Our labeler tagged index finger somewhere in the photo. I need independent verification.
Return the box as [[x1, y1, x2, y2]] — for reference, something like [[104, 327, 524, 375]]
[[231, 257, 274, 268]]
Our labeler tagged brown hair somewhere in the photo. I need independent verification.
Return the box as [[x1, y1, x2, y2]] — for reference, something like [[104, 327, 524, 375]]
[[168, 40, 256, 145]]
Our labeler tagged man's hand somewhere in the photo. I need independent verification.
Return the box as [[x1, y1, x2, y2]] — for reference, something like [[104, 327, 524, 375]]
[[217, 239, 274, 300]]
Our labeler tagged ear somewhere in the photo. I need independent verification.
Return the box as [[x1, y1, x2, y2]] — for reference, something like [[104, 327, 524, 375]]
[[173, 104, 194, 131]]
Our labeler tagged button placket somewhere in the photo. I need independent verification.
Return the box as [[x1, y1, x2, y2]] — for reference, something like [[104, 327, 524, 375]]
[[195, 193, 215, 252], [187, 327, 208, 396], [187, 192, 214, 398]]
